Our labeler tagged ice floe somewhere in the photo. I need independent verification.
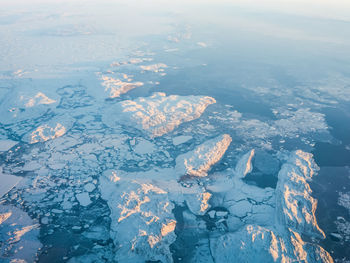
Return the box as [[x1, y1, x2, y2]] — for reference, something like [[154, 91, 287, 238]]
[[100, 173, 176, 263], [172, 135, 192, 146], [100, 75, 143, 98], [0, 167, 22, 198], [276, 150, 325, 239], [102, 92, 216, 137], [0, 140, 17, 152], [22, 115, 74, 144], [133, 139, 156, 155], [175, 134, 232, 177], [75, 192, 92, 207]]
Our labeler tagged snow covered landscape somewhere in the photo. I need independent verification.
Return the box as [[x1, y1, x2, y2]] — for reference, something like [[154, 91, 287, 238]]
[[1, 0, 350, 262]]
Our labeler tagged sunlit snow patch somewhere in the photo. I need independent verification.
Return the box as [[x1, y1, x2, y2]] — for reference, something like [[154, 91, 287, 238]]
[[22, 115, 74, 144], [102, 92, 216, 137], [276, 150, 326, 239], [101, 75, 143, 98], [100, 171, 176, 263], [211, 225, 332, 263]]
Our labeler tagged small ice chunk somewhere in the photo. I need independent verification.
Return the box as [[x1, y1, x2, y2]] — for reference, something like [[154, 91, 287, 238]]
[[41, 217, 49, 224], [172, 135, 192, 146], [0, 140, 18, 151], [134, 139, 156, 155], [76, 192, 92, 207], [216, 211, 228, 217], [52, 209, 63, 214], [208, 210, 216, 219], [84, 183, 95, 193], [130, 138, 136, 146]]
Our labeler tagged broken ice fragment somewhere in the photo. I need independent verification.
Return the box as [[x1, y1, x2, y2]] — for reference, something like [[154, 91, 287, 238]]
[[172, 135, 192, 146], [76, 192, 92, 207], [84, 183, 95, 193]]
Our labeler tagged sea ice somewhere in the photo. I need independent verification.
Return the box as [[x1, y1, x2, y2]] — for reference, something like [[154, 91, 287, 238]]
[[0, 89, 57, 125], [22, 115, 74, 144], [102, 92, 216, 137], [100, 174, 176, 262], [276, 150, 325, 239], [0, 204, 41, 262], [101, 75, 143, 98], [175, 134, 232, 177], [0, 140, 18, 151], [75, 192, 91, 207], [211, 225, 333, 263], [0, 168, 22, 198], [172, 135, 192, 146], [133, 139, 156, 155], [206, 150, 331, 263]]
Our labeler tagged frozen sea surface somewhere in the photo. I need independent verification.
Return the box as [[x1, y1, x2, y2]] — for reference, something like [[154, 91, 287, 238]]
[[1, 0, 350, 262]]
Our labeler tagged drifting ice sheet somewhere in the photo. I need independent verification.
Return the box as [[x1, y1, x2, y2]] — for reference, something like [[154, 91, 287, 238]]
[[175, 134, 232, 177], [102, 92, 216, 137]]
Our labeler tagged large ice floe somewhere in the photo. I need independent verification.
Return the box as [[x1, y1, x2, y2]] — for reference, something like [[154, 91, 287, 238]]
[[175, 134, 232, 177], [102, 92, 216, 137], [100, 171, 177, 263]]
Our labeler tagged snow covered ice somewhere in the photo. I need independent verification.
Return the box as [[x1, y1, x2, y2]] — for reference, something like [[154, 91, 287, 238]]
[[103, 92, 216, 137], [1, 0, 349, 262]]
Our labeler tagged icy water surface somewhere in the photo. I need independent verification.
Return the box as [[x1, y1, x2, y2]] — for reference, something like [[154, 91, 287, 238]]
[[1, 1, 350, 262]]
